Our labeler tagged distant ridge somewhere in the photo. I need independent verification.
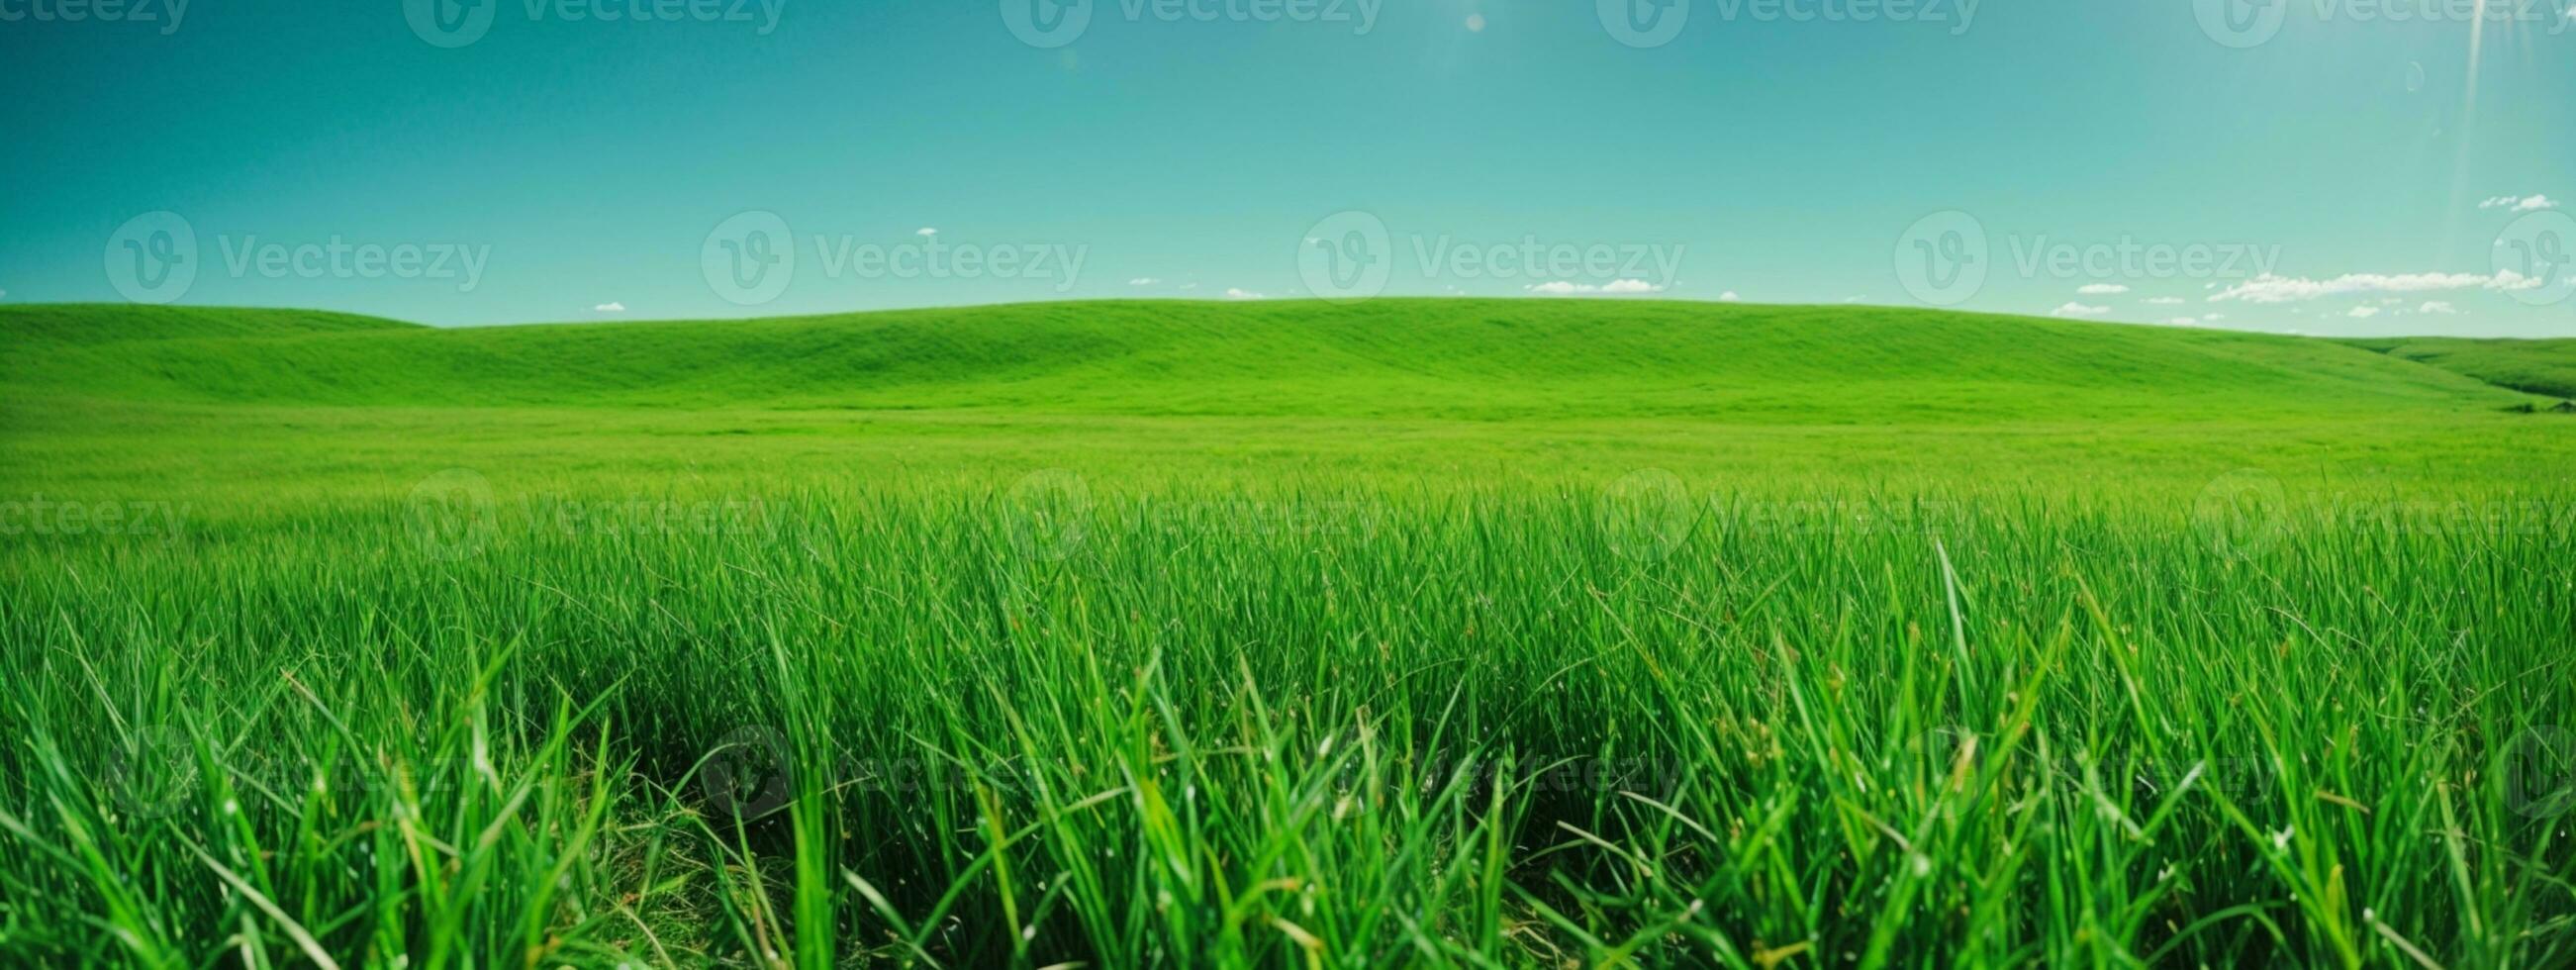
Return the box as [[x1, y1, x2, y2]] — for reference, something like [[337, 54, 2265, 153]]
[[1, 300, 2548, 424], [0, 304, 419, 346]]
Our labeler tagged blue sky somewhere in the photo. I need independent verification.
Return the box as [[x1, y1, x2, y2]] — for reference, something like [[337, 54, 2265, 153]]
[[3, 0, 2573, 335]]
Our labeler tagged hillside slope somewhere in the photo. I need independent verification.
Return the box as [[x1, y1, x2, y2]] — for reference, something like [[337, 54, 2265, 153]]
[[2342, 337, 2576, 400], [0, 300, 2542, 424], [0, 304, 418, 346]]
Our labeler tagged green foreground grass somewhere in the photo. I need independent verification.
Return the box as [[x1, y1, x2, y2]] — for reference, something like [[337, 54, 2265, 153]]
[[2, 302, 2572, 968]]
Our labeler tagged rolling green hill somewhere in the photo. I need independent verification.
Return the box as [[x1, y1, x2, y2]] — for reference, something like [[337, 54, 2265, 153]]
[[0, 301, 2549, 424], [2342, 336, 2576, 400], [0, 303, 417, 346], [5, 300, 2570, 505]]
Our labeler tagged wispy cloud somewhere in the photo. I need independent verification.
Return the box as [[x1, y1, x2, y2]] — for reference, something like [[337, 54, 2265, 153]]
[[1223, 288, 1264, 301], [593, 302, 626, 313], [2076, 283, 2130, 296], [1128, 277, 1160, 286], [2145, 296, 2185, 306], [2051, 302, 2110, 318], [2479, 195, 2557, 212], [1526, 279, 1667, 296], [2418, 301, 2458, 315], [1717, 291, 1742, 302], [2210, 271, 2540, 304]]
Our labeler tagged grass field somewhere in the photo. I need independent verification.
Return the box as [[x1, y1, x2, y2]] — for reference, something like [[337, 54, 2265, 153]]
[[2341, 337, 2576, 402], [3, 301, 2572, 967]]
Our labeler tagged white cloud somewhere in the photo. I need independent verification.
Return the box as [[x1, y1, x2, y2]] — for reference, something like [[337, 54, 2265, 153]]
[[1526, 279, 1667, 296], [2076, 283, 2130, 296], [2346, 305, 2382, 319], [2203, 313, 2226, 321], [1128, 277, 1160, 286], [2480, 195, 2557, 212], [593, 302, 626, 313], [2210, 271, 2540, 303], [915, 227, 938, 237], [1718, 291, 1742, 302], [2146, 297, 2185, 306], [2418, 301, 2458, 315], [2051, 302, 2111, 318], [1222, 288, 1264, 301]]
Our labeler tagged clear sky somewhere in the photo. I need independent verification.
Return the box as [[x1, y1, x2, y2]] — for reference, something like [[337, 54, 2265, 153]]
[[4, 0, 2573, 335]]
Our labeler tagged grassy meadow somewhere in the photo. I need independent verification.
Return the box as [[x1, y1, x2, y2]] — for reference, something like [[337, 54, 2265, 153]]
[[2, 301, 2572, 967]]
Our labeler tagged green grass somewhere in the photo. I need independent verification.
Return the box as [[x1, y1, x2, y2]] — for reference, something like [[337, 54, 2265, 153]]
[[2, 301, 2571, 967], [2341, 336, 2576, 402]]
